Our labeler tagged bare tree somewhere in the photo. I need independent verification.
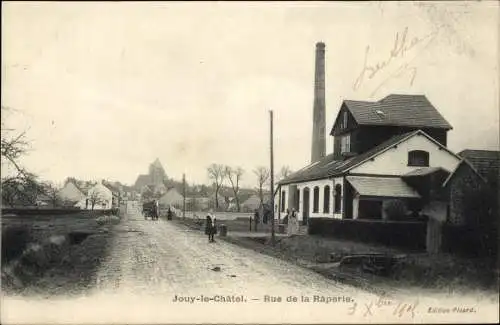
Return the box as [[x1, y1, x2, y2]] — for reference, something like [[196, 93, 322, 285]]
[[207, 163, 226, 209], [277, 166, 293, 181], [1, 106, 30, 176], [0, 106, 43, 206], [225, 166, 244, 212], [1, 174, 45, 208], [41, 182, 63, 207], [88, 191, 102, 210], [1, 173, 43, 207], [1, 177, 20, 207], [254, 166, 270, 207]]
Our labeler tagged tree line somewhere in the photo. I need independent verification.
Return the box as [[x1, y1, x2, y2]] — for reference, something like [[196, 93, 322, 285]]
[[1, 105, 295, 209], [207, 163, 292, 212]]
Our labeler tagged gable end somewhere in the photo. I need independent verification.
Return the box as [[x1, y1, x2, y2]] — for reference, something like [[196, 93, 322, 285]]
[[330, 103, 358, 136]]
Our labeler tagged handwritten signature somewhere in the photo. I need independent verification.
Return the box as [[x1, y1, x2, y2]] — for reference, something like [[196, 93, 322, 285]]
[[347, 294, 420, 319], [352, 26, 439, 95]]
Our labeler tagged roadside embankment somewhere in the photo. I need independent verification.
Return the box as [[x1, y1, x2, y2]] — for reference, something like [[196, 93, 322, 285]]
[[1, 212, 121, 297]]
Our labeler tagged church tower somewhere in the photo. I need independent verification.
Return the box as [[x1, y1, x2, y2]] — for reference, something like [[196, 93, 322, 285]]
[[149, 158, 167, 185]]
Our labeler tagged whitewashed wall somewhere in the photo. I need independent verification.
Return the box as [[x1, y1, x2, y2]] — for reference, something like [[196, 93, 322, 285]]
[[276, 176, 346, 221], [86, 184, 113, 210], [298, 179, 333, 220], [58, 182, 86, 203], [349, 133, 461, 175]]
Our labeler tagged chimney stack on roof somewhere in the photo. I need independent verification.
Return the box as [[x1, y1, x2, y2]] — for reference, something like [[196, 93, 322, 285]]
[[311, 42, 326, 163]]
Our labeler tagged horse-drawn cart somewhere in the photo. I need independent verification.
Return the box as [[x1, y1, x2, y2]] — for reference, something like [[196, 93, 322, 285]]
[[142, 200, 159, 220]]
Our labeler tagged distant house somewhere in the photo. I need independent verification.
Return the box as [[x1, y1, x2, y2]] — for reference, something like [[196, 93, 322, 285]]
[[241, 194, 271, 212], [158, 187, 184, 209], [102, 181, 123, 208], [86, 182, 113, 210], [35, 193, 51, 206], [152, 183, 167, 196], [58, 181, 87, 208]]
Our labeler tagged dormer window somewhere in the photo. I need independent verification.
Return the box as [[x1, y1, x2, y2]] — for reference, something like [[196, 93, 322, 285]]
[[342, 111, 348, 129], [341, 134, 351, 153], [408, 150, 430, 167]]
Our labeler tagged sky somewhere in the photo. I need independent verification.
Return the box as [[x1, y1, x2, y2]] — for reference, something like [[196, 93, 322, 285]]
[[2, 1, 499, 188]]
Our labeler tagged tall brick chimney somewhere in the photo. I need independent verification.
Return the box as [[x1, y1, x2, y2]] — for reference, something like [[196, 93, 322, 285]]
[[311, 42, 326, 163]]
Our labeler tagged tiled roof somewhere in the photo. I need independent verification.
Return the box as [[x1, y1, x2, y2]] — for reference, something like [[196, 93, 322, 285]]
[[102, 182, 120, 193], [346, 176, 421, 198], [74, 181, 92, 195], [342, 94, 452, 130], [279, 131, 420, 185], [458, 149, 500, 185]]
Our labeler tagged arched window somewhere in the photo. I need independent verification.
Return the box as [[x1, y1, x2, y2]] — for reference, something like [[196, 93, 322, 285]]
[[313, 186, 320, 213], [295, 189, 300, 210], [408, 150, 430, 167], [334, 184, 342, 213], [323, 186, 330, 213], [281, 191, 286, 212]]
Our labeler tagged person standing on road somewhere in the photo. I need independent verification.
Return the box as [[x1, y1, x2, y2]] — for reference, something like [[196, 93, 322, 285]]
[[210, 216, 217, 242], [154, 200, 159, 220], [287, 208, 299, 236], [205, 214, 212, 242], [254, 210, 259, 231], [283, 209, 290, 224]]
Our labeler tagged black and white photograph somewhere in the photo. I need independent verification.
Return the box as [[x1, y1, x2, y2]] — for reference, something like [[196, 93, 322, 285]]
[[1, 1, 499, 324]]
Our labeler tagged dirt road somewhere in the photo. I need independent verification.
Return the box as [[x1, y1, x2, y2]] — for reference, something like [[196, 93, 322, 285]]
[[2, 212, 497, 324], [94, 212, 362, 298]]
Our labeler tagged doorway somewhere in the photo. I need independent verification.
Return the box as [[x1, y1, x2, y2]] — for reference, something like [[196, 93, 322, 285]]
[[302, 187, 310, 225]]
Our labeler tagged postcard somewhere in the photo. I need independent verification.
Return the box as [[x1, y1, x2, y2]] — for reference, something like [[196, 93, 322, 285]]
[[1, 1, 499, 324]]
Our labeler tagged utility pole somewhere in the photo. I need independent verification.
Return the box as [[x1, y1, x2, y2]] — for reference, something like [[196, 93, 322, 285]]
[[270, 110, 275, 245], [182, 173, 186, 219]]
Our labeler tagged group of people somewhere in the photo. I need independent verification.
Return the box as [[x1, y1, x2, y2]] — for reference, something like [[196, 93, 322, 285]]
[[284, 208, 299, 236], [205, 213, 217, 242]]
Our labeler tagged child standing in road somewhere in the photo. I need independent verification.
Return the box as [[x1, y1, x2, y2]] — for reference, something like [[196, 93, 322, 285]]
[[205, 214, 212, 242], [210, 216, 217, 242]]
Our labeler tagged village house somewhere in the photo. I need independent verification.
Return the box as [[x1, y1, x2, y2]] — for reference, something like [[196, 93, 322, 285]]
[[158, 187, 184, 210], [58, 180, 87, 207], [241, 193, 272, 213], [275, 42, 489, 233], [102, 181, 123, 208], [85, 181, 113, 210]]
